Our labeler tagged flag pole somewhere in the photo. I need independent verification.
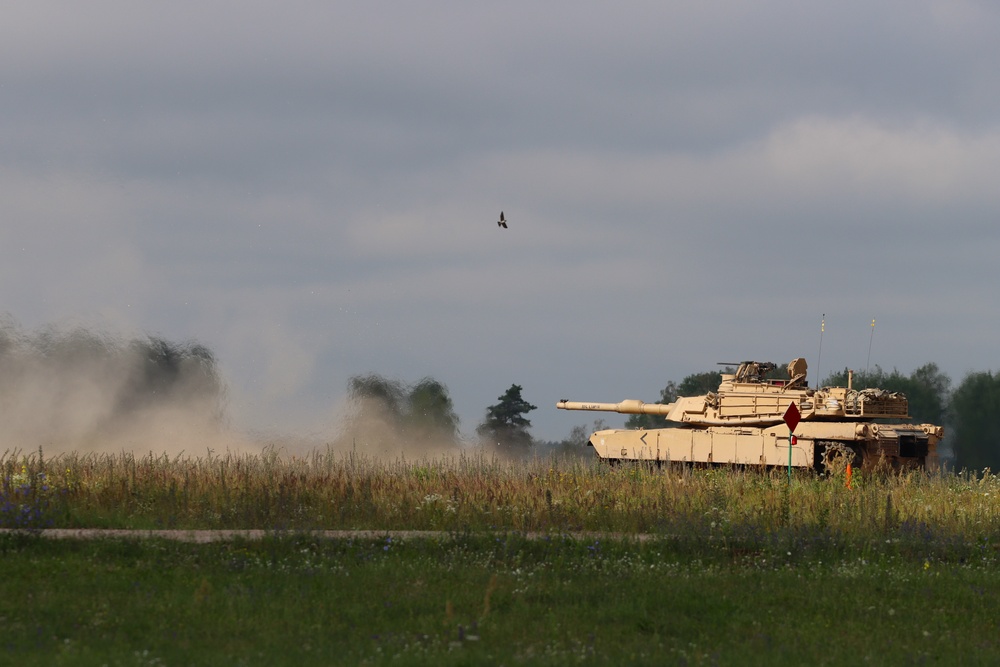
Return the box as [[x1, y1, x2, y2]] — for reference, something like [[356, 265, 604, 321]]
[[865, 318, 876, 382], [816, 314, 825, 389]]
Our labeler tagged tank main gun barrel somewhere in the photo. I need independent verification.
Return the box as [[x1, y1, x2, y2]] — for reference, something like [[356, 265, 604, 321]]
[[556, 399, 674, 416]]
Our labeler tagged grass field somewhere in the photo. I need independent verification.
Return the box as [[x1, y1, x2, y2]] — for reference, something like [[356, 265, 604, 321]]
[[4, 447, 1000, 537], [2, 531, 998, 665], [2, 448, 999, 665]]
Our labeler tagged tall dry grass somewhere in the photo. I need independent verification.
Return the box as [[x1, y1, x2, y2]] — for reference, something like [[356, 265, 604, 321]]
[[3, 447, 998, 544]]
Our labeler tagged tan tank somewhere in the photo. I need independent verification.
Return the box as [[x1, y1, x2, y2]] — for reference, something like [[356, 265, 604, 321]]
[[557, 358, 942, 471]]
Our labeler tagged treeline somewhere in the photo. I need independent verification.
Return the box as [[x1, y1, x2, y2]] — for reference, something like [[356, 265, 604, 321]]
[[6, 317, 995, 471], [341, 376, 542, 458], [624, 363, 999, 472]]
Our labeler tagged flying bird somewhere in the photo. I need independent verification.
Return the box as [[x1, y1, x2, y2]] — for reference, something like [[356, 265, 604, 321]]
[[497, 211, 507, 229]]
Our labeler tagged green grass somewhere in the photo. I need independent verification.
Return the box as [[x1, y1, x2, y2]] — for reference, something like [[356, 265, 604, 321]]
[[1, 532, 997, 665], [2, 448, 999, 664]]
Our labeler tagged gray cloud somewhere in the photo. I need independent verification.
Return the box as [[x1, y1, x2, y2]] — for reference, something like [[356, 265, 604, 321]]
[[2, 1, 999, 441]]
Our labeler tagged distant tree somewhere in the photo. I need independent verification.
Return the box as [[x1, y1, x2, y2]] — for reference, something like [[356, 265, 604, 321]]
[[623, 369, 738, 429], [822, 366, 898, 391], [904, 363, 951, 426], [120, 336, 227, 425], [477, 384, 537, 455], [677, 371, 723, 397], [349, 374, 406, 421], [405, 378, 460, 441], [949, 371, 1000, 472], [820, 363, 950, 426], [347, 374, 459, 445], [341, 374, 404, 451], [625, 381, 677, 430], [563, 425, 589, 448], [553, 419, 607, 458], [534, 420, 605, 460], [821, 366, 869, 389]]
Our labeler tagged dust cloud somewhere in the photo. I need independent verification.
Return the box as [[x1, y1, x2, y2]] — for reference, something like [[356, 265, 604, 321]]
[[0, 320, 247, 457], [0, 321, 468, 461]]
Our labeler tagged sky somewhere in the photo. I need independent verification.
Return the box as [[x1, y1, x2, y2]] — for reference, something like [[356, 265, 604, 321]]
[[2, 1, 999, 444]]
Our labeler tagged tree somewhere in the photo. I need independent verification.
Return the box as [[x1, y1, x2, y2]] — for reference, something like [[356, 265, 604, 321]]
[[534, 419, 607, 459], [348, 374, 406, 422], [949, 371, 1000, 472], [477, 384, 537, 455], [122, 336, 227, 426], [820, 363, 950, 426], [625, 381, 677, 429], [405, 378, 460, 441], [345, 374, 460, 448], [677, 371, 724, 397], [902, 363, 951, 426], [624, 368, 741, 430]]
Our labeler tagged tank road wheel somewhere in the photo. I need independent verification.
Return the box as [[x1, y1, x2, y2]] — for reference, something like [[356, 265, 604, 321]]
[[819, 441, 858, 476]]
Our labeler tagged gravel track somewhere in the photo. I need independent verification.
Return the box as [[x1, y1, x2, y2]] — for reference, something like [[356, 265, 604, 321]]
[[0, 528, 655, 543]]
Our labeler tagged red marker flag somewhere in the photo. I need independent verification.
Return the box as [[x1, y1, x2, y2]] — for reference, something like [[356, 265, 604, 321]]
[[783, 402, 801, 433]]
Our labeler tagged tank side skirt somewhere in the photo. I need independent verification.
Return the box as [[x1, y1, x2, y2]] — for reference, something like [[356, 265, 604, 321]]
[[589, 427, 813, 467], [588, 422, 939, 469]]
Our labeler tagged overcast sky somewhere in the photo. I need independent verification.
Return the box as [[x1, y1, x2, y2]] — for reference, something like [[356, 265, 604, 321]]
[[3, 1, 999, 443]]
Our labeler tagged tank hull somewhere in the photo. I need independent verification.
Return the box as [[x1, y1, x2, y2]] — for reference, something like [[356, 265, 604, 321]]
[[587, 421, 940, 470]]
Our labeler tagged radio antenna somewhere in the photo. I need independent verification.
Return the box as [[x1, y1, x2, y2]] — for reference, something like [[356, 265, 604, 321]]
[[816, 314, 825, 389], [865, 318, 876, 383]]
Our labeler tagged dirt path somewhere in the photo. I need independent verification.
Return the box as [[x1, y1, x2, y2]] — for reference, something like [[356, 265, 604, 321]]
[[1, 528, 656, 543]]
